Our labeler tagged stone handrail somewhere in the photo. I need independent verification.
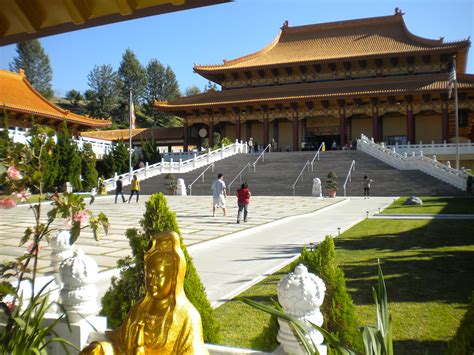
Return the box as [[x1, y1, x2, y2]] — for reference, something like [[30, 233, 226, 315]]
[[310, 142, 324, 172], [102, 140, 247, 191], [291, 160, 310, 196], [227, 162, 251, 194], [357, 134, 469, 190], [388, 141, 474, 156], [343, 160, 356, 197], [252, 144, 271, 172]]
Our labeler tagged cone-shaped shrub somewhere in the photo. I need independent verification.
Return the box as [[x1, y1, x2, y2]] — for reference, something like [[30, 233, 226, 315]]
[[100, 193, 221, 343], [296, 236, 362, 351]]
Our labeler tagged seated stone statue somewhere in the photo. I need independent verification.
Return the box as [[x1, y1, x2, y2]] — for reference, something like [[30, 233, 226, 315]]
[[81, 231, 208, 355]]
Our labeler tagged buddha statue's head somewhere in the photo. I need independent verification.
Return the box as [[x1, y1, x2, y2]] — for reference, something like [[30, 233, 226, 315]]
[[144, 231, 186, 302]]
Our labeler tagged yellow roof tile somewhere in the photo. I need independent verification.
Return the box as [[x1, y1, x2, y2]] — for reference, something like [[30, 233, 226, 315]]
[[0, 69, 111, 128]]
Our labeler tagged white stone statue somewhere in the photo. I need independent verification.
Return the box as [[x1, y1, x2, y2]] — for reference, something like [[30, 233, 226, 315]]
[[176, 178, 187, 196], [59, 249, 98, 323], [277, 264, 326, 355], [50, 230, 75, 286], [312, 178, 322, 197]]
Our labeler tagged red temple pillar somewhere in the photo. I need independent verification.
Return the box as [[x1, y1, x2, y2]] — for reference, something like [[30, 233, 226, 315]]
[[338, 100, 346, 147], [292, 106, 299, 151], [442, 101, 449, 143], [235, 114, 241, 141], [371, 98, 380, 142], [263, 113, 269, 147], [208, 116, 214, 147], [183, 117, 189, 152], [405, 95, 415, 143]]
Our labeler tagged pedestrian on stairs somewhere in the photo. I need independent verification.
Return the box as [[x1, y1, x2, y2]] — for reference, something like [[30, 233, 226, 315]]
[[363, 175, 373, 198], [236, 182, 251, 223]]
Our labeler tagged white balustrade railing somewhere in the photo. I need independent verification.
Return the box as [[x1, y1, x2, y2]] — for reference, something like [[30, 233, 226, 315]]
[[102, 140, 247, 192], [3, 128, 113, 159], [343, 160, 356, 197], [358, 134, 469, 191], [388, 140, 474, 156]]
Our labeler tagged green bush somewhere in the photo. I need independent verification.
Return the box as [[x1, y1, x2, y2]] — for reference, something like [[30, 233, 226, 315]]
[[295, 236, 362, 352], [325, 171, 339, 191], [100, 193, 221, 343], [446, 292, 474, 355]]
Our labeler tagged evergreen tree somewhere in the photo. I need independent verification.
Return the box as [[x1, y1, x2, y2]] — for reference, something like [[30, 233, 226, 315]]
[[81, 143, 99, 191], [144, 59, 180, 127], [100, 193, 221, 343], [65, 89, 83, 106], [112, 140, 130, 174], [9, 40, 54, 98], [56, 124, 82, 191], [141, 139, 160, 164], [117, 49, 147, 125], [86, 65, 119, 119], [185, 85, 202, 96]]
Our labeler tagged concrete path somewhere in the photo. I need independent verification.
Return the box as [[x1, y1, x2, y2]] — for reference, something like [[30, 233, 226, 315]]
[[187, 196, 394, 307]]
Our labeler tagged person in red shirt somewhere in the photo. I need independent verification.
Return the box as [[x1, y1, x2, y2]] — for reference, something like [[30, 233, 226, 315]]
[[235, 182, 251, 223]]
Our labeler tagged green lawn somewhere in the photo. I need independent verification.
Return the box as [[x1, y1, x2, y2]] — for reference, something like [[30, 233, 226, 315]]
[[213, 219, 474, 354], [213, 265, 292, 351], [382, 196, 474, 214], [336, 219, 474, 354]]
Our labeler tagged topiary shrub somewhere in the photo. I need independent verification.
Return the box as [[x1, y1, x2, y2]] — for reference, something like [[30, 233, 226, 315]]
[[295, 236, 362, 352], [446, 292, 474, 355], [100, 193, 221, 343], [325, 171, 339, 191]]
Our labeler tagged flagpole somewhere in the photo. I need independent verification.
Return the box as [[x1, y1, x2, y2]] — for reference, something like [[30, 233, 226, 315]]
[[454, 77, 460, 170], [129, 90, 133, 181]]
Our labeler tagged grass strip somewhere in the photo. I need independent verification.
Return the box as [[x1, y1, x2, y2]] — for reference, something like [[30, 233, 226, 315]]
[[382, 196, 474, 215]]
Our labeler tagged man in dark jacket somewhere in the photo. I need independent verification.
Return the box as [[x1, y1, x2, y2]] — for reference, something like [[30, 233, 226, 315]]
[[115, 176, 126, 204]]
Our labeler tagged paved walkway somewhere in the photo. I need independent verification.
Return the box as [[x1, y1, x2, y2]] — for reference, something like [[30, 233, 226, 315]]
[[0, 195, 338, 274]]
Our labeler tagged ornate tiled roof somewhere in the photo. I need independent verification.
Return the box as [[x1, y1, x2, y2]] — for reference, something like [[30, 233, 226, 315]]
[[0, 69, 111, 128], [155, 73, 474, 110], [81, 127, 183, 141], [194, 12, 470, 74]]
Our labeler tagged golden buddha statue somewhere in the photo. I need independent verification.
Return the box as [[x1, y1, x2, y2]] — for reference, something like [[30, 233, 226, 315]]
[[81, 231, 209, 355]]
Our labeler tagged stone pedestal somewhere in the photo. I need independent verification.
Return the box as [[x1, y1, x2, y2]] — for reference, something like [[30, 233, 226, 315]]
[[176, 178, 187, 196], [277, 264, 327, 355], [45, 315, 107, 354], [312, 178, 322, 197]]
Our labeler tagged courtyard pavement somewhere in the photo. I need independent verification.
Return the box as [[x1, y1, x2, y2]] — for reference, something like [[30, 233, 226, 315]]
[[0, 194, 394, 307]]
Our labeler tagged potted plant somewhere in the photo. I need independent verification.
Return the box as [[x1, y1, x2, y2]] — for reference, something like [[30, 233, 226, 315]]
[[326, 171, 339, 197], [165, 173, 177, 195]]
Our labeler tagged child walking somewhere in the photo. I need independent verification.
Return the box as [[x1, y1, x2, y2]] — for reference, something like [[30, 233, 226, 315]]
[[236, 182, 251, 223]]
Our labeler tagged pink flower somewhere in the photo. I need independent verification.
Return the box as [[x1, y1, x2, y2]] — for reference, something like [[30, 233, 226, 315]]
[[5, 300, 15, 313], [0, 198, 16, 209], [73, 210, 90, 226], [6, 166, 22, 180], [14, 190, 31, 202], [26, 241, 44, 256]]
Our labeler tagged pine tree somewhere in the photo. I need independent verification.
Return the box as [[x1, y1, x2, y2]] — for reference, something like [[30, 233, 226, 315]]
[[9, 40, 54, 98], [112, 140, 130, 174], [100, 193, 221, 342], [141, 139, 160, 164], [81, 143, 99, 191], [185, 85, 202, 96], [56, 124, 82, 191], [85, 65, 119, 119]]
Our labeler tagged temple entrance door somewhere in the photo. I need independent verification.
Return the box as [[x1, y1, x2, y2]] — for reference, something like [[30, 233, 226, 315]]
[[304, 132, 339, 150]]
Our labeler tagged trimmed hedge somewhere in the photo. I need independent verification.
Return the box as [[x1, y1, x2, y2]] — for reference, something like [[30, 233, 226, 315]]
[[446, 292, 474, 355], [100, 193, 221, 343], [295, 236, 363, 352]]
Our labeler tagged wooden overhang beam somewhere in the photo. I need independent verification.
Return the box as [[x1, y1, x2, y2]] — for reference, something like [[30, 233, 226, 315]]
[[63, 0, 92, 25]]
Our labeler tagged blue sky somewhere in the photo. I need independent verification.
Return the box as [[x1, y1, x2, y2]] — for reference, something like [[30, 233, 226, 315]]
[[0, 0, 472, 97]]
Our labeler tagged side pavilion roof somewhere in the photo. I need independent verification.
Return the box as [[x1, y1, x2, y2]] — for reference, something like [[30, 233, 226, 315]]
[[194, 12, 470, 77], [0, 69, 111, 129], [155, 73, 474, 111]]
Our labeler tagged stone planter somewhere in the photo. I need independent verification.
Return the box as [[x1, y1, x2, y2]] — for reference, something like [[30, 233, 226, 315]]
[[327, 189, 337, 198]]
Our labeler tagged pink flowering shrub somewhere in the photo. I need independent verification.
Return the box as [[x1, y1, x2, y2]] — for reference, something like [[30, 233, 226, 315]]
[[0, 198, 16, 209], [6, 166, 22, 180]]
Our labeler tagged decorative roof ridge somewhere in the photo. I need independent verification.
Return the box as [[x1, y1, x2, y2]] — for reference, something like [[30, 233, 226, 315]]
[[194, 31, 282, 70], [1, 68, 110, 124]]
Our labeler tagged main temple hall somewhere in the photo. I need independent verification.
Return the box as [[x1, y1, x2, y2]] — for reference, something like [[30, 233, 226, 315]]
[[155, 10, 474, 151]]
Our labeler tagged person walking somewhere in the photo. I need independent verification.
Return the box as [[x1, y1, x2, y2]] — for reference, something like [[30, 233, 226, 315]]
[[128, 174, 140, 203], [363, 175, 374, 198], [211, 173, 227, 217], [248, 138, 253, 153], [89, 186, 97, 205], [115, 176, 126, 204], [235, 182, 251, 223]]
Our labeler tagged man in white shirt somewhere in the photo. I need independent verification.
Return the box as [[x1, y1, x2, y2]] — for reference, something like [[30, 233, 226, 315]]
[[211, 173, 227, 217]]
